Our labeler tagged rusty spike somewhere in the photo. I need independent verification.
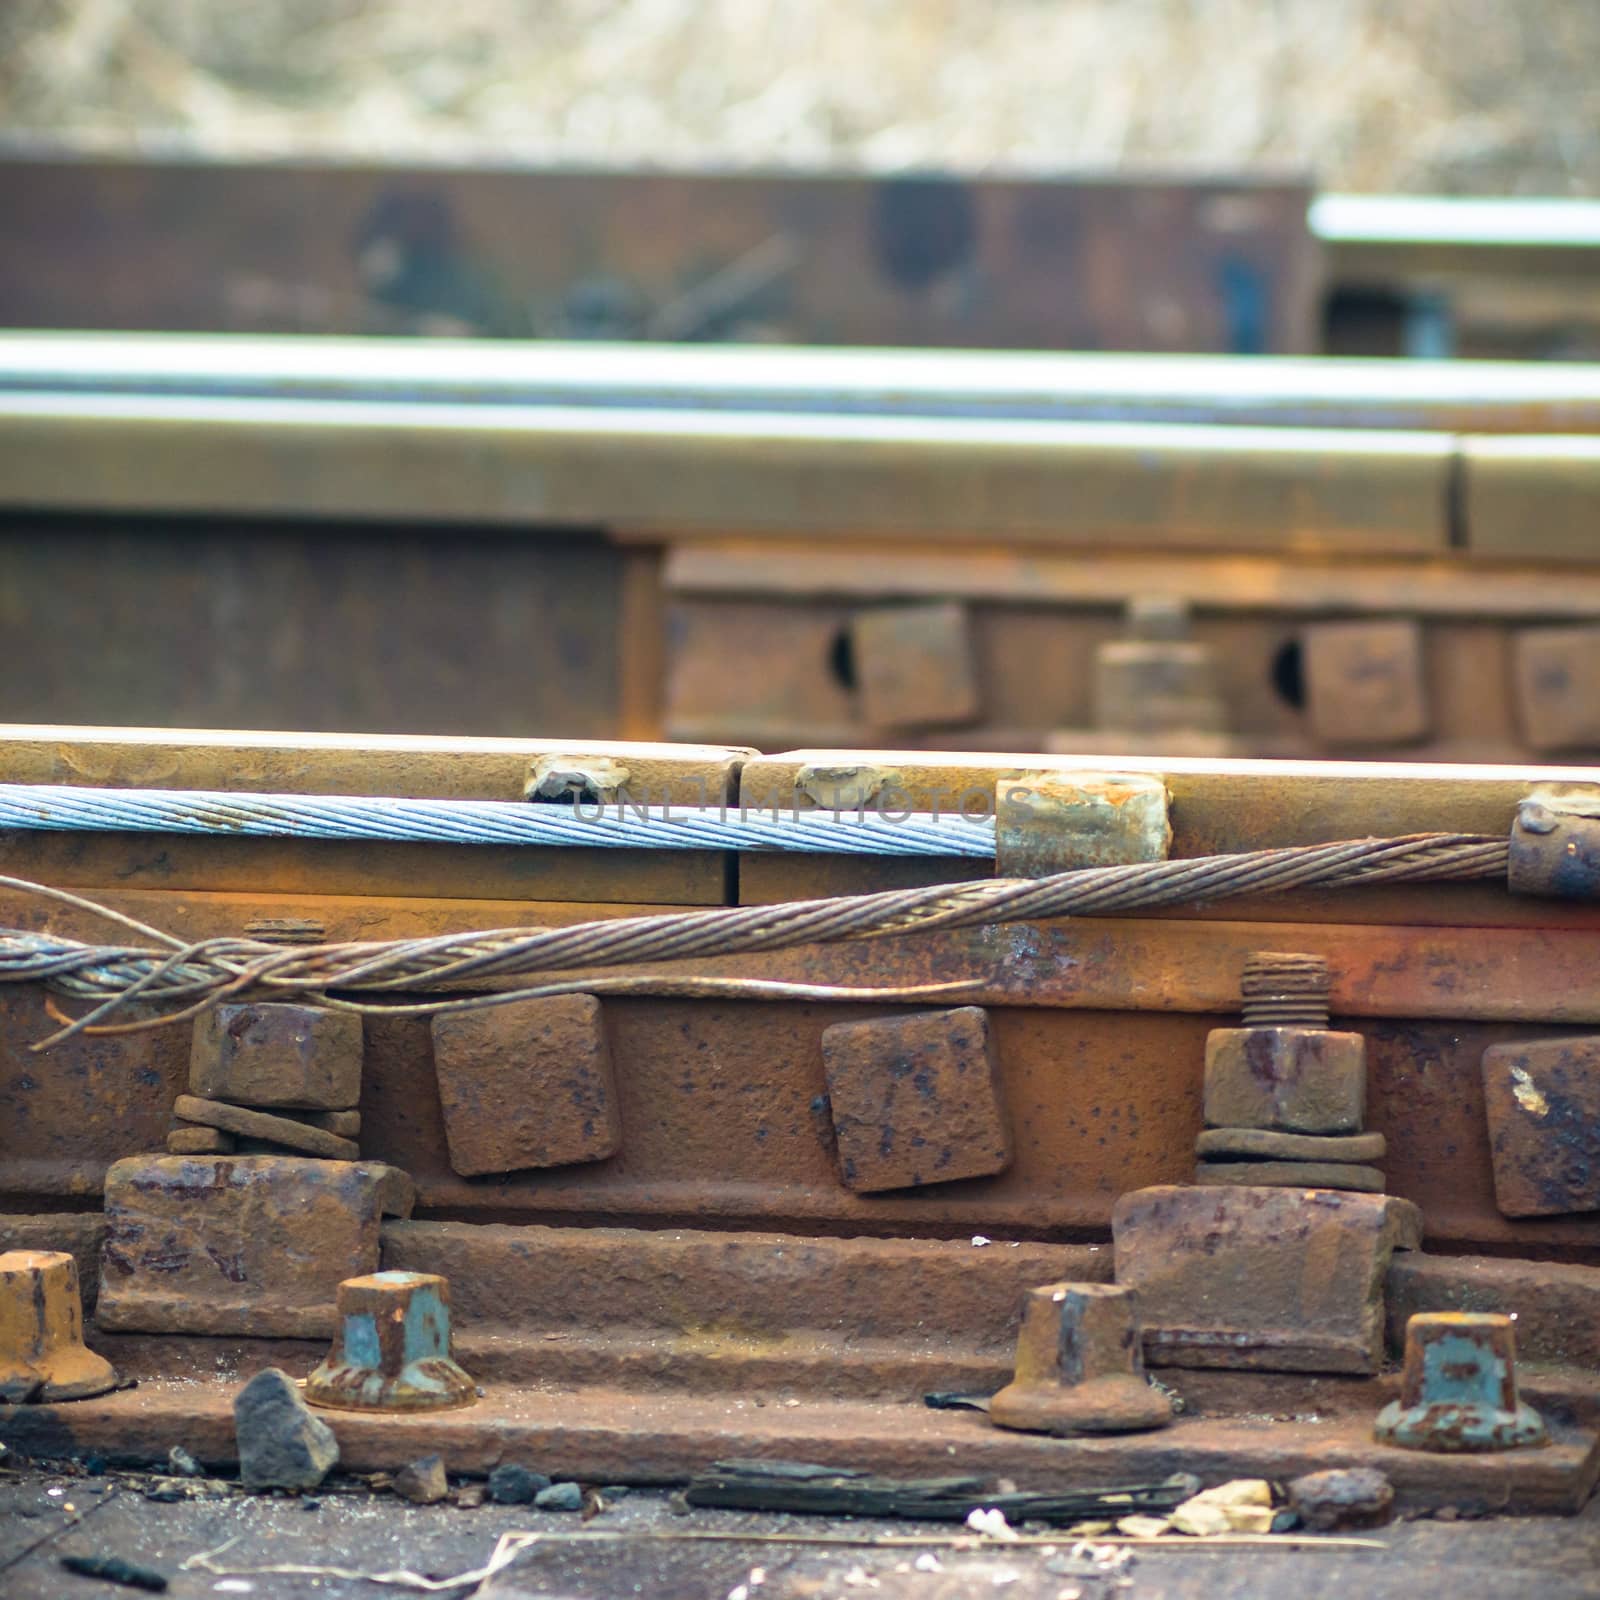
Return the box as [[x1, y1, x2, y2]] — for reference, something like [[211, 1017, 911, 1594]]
[[0, 1249, 118, 1403], [988, 1281, 1172, 1436], [304, 1270, 477, 1413], [1374, 1312, 1548, 1452]]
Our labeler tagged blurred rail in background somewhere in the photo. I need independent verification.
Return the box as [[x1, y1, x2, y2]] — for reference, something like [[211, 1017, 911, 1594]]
[[6, 155, 1600, 759], [6, 152, 1600, 358]]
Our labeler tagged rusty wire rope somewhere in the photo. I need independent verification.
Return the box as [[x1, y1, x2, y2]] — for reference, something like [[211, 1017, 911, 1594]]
[[0, 830, 1508, 1050]]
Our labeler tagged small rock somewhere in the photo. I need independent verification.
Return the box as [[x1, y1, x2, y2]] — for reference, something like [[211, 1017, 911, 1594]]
[[1171, 1478, 1275, 1535], [1270, 1508, 1301, 1533], [488, 1463, 551, 1504], [167, 1445, 203, 1478], [1434, 1505, 1459, 1522], [1115, 1515, 1170, 1539], [393, 1455, 449, 1506], [602, 1484, 632, 1500], [233, 1368, 339, 1494], [456, 1484, 486, 1509], [1169, 1499, 1232, 1538], [1288, 1467, 1395, 1532], [1063, 1520, 1113, 1537], [965, 1507, 1018, 1541], [1197, 1479, 1272, 1509], [535, 1481, 584, 1512], [1221, 1505, 1276, 1533]]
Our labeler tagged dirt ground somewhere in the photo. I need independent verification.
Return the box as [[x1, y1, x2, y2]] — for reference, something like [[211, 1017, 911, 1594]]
[[3, 1, 1599, 196], [3, 1463, 1599, 1600]]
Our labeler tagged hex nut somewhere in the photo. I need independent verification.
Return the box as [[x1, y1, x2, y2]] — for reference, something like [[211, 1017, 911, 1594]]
[[1302, 619, 1429, 747], [821, 1006, 1010, 1193], [191, 1002, 362, 1110], [849, 602, 979, 730], [431, 994, 621, 1177], [1481, 1036, 1600, 1217], [1203, 1026, 1366, 1134]]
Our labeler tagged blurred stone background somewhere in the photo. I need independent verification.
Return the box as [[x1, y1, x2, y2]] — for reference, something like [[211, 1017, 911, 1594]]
[[2, 0, 1597, 192]]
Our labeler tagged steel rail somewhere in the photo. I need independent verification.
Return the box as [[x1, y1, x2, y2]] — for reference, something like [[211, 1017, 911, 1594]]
[[5, 332, 1600, 431], [0, 387, 1450, 549], [1312, 195, 1600, 253]]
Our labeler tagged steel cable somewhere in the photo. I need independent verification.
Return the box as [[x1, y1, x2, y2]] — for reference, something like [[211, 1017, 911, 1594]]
[[0, 784, 993, 857], [0, 831, 1508, 1048]]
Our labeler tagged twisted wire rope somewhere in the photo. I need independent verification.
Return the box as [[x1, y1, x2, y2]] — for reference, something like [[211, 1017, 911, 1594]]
[[0, 830, 1509, 1049]]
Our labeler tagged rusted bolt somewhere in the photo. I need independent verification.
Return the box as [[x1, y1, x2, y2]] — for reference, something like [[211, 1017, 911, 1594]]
[[304, 1270, 476, 1413], [1239, 952, 1331, 1029], [988, 1282, 1172, 1437], [1203, 950, 1365, 1135], [0, 1250, 118, 1403], [1200, 951, 1376, 1190], [1374, 1312, 1548, 1453]]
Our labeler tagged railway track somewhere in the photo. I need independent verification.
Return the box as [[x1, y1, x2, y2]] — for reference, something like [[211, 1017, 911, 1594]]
[[0, 724, 1597, 1510], [2, 153, 1599, 1576], [2, 333, 1600, 759]]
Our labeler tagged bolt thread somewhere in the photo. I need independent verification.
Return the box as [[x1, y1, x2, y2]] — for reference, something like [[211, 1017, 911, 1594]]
[[1239, 952, 1331, 1028]]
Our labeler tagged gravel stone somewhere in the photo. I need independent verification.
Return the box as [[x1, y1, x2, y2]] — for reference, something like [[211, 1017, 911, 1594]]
[[233, 1368, 339, 1493], [535, 1481, 584, 1512], [393, 1455, 449, 1505], [1288, 1467, 1395, 1530], [488, 1463, 551, 1504]]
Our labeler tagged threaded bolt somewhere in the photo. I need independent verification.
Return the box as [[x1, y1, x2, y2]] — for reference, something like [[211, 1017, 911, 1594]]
[[1239, 952, 1331, 1028], [245, 918, 327, 947]]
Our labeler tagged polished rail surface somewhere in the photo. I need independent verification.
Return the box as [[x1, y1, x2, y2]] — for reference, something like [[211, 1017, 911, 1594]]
[[5, 332, 1600, 431]]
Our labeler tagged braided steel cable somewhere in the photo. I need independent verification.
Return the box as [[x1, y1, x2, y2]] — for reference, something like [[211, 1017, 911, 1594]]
[[0, 830, 1508, 1049], [0, 784, 993, 857]]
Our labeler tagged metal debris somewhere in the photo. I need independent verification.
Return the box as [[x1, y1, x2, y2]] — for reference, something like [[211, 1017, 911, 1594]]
[[59, 1553, 168, 1592], [684, 1460, 1192, 1522]]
